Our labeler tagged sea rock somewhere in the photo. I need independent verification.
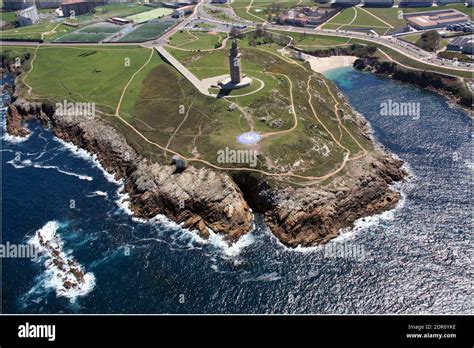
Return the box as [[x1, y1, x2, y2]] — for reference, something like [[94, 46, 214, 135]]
[[6, 104, 30, 137]]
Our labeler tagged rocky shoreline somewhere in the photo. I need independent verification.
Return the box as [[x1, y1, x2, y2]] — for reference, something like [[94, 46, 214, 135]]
[[298, 46, 472, 112], [4, 71, 407, 248], [353, 56, 473, 112]]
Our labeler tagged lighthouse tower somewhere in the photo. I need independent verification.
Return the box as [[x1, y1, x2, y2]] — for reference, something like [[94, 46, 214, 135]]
[[229, 39, 242, 84], [216, 38, 251, 91]]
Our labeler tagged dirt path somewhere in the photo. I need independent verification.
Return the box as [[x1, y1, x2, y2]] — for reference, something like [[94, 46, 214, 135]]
[[165, 98, 196, 149], [115, 48, 154, 116], [245, 0, 267, 23], [22, 44, 40, 96]]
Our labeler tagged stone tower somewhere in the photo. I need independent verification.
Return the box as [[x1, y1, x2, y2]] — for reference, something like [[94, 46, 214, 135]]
[[229, 39, 242, 84]]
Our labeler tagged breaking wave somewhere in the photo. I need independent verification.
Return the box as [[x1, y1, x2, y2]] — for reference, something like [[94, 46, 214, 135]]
[[26, 221, 96, 300]]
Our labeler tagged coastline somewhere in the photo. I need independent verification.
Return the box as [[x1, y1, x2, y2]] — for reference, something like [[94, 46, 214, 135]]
[[297, 44, 473, 112], [2, 60, 407, 247]]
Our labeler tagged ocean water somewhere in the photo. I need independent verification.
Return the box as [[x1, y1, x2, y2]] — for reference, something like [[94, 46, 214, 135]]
[[1, 68, 471, 314]]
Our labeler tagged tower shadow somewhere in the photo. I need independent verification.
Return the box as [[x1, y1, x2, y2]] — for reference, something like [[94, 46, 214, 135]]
[[217, 89, 231, 99]]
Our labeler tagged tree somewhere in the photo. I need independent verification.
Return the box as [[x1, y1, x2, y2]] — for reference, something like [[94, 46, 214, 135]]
[[230, 26, 243, 39], [416, 30, 440, 52]]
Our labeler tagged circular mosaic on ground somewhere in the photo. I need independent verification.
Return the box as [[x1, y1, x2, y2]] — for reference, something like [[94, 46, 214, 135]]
[[236, 132, 262, 145]]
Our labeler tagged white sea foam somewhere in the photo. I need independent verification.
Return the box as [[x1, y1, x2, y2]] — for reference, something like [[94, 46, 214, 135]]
[[3, 132, 31, 143], [6, 153, 93, 181], [132, 213, 255, 257], [6, 158, 32, 168], [52, 137, 120, 184], [33, 164, 93, 181], [1, 106, 32, 143], [465, 160, 473, 171], [87, 190, 108, 198], [27, 221, 96, 299], [207, 228, 255, 258], [116, 188, 133, 215], [242, 272, 282, 282]]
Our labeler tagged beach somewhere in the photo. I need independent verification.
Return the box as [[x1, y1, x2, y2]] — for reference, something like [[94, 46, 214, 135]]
[[306, 55, 358, 73]]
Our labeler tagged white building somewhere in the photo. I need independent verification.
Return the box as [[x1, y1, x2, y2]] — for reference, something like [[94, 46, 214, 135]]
[[17, 5, 40, 27]]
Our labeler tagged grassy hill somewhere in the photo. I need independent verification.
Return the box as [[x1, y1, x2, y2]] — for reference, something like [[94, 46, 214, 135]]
[[5, 40, 375, 184]]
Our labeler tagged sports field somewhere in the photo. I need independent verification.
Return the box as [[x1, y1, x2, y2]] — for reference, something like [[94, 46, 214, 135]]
[[118, 21, 175, 42], [324, 4, 474, 35], [125, 8, 173, 24], [54, 24, 122, 42]]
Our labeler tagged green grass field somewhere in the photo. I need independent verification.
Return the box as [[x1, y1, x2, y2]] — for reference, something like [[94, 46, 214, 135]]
[[54, 32, 112, 43], [5, 38, 381, 183], [165, 40, 371, 174], [168, 30, 226, 50], [118, 21, 175, 42], [323, 7, 391, 35], [268, 30, 352, 49], [79, 25, 123, 34], [22, 46, 156, 119], [0, 10, 17, 28], [231, 0, 315, 23], [0, 22, 59, 40], [125, 8, 173, 24]]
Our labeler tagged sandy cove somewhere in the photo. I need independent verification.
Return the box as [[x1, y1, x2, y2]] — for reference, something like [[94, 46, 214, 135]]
[[306, 55, 358, 73]]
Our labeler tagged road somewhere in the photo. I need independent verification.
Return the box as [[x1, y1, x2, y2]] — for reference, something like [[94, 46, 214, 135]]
[[264, 24, 472, 72], [2, 0, 471, 74]]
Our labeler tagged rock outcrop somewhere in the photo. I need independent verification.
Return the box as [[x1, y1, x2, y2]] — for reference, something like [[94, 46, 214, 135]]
[[6, 95, 406, 248], [6, 104, 30, 137], [234, 155, 405, 247], [9, 97, 253, 241]]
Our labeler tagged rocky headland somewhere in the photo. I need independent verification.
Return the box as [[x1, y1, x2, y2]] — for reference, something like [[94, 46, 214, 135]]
[[5, 74, 406, 247]]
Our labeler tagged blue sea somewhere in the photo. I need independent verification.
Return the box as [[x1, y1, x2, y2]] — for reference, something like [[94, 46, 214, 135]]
[[1, 68, 471, 314]]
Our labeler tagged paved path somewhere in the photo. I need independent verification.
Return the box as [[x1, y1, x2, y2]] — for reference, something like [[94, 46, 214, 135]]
[[155, 46, 217, 97]]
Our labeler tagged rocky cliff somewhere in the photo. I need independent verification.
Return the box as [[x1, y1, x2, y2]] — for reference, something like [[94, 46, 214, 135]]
[[234, 154, 405, 246], [6, 95, 406, 248], [8, 97, 253, 241]]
